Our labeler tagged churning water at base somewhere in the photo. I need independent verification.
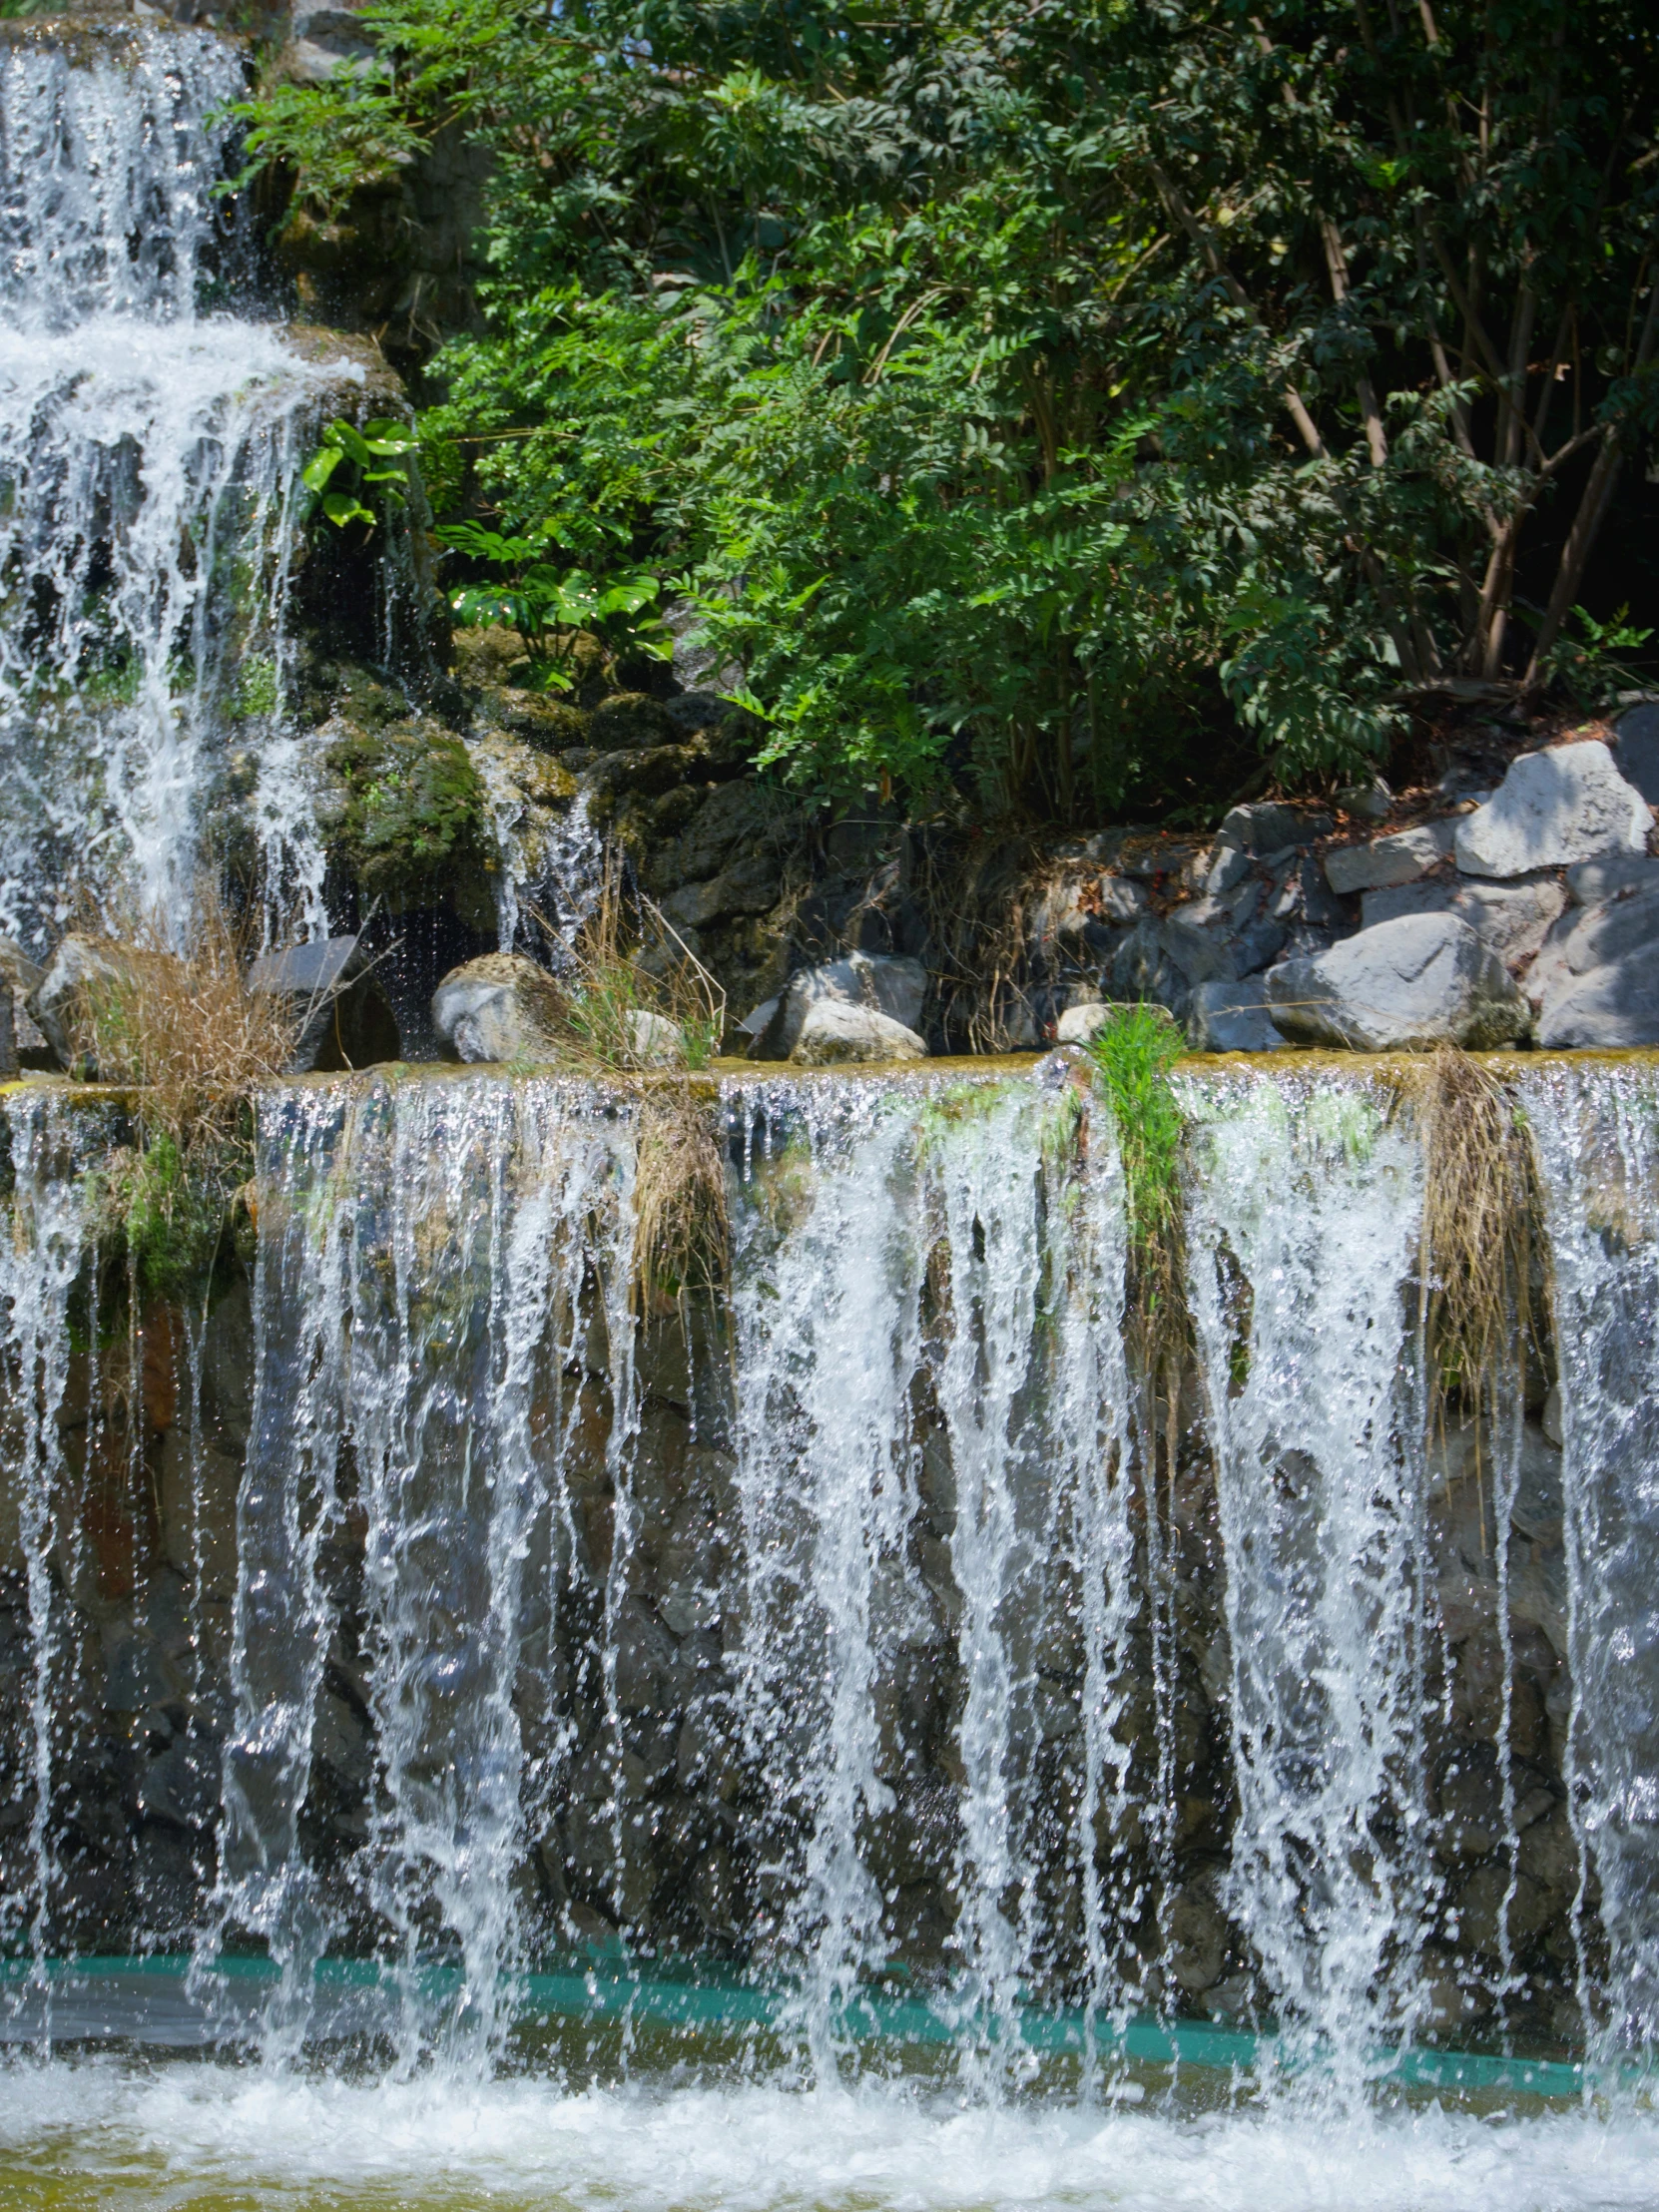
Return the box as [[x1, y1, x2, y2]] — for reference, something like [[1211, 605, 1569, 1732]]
[[5, 2064, 1659, 2212], [3, 1055, 1658, 2106]]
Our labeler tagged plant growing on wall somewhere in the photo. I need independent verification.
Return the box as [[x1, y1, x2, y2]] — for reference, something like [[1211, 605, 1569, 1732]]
[[1086, 1001, 1189, 1368], [301, 417, 416, 533], [439, 519, 671, 690]]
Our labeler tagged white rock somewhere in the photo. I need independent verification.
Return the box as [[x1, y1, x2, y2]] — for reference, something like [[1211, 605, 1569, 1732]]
[[1324, 821, 1455, 895], [789, 999, 926, 1064], [1453, 739, 1651, 878], [1187, 978, 1284, 1052], [0, 936, 47, 1055], [1360, 880, 1456, 930], [1359, 876, 1567, 963], [758, 951, 926, 1057], [1358, 874, 1566, 966], [1452, 878, 1567, 963], [1265, 912, 1529, 1051], [432, 953, 567, 1063], [1055, 1002, 1110, 1045], [627, 1010, 685, 1066]]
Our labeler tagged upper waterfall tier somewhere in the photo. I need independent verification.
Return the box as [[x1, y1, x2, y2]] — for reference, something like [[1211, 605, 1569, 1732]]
[[0, 22, 365, 951], [0, 22, 246, 329]]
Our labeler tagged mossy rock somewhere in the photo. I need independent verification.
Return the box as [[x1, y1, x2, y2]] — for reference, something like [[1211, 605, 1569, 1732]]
[[451, 625, 531, 687], [322, 718, 493, 906], [298, 659, 411, 732], [497, 695, 592, 753], [450, 621, 611, 696], [589, 692, 675, 751]]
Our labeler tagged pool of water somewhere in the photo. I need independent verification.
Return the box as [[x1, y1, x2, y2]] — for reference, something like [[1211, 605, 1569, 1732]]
[[3, 2059, 1658, 2212]]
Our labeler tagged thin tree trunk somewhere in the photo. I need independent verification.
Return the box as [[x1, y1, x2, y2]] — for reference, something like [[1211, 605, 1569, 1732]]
[[1525, 280, 1659, 681]]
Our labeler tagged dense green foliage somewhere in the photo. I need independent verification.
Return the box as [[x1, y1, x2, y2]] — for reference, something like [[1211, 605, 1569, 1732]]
[[245, 0, 1659, 817]]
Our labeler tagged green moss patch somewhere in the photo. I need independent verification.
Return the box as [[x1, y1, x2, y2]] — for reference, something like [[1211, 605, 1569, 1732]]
[[323, 719, 492, 903]]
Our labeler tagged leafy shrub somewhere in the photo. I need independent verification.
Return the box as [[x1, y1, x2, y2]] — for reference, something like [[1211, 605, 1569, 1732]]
[[241, 0, 1659, 815]]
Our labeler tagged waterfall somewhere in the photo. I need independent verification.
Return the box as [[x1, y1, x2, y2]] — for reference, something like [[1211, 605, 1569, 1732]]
[[0, 1053, 1653, 2108], [0, 1092, 98, 1987], [1184, 1069, 1435, 2077], [0, 23, 360, 951], [1525, 1061, 1659, 2071], [213, 1071, 637, 2068], [726, 1072, 1142, 2077]]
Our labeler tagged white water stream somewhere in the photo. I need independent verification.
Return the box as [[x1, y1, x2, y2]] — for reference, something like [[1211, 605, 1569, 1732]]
[[0, 24, 357, 950], [0, 1056, 1657, 2199]]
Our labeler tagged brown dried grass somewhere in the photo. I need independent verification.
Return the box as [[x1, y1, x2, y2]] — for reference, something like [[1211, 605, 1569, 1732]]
[[69, 882, 307, 1145], [1403, 1044, 1538, 1426], [527, 849, 726, 1076], [631, 1090, 731, 1309], [527, 850, 731, 1305]]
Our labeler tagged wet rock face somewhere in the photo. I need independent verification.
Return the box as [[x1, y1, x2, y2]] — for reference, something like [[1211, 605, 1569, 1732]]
[[0, 1246, 1586, 2033], [0, 1066, 1617, 2057]]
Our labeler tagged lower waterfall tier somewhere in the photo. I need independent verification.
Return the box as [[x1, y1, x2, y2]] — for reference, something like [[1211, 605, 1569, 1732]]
[[0, 1056, 1653, 2095]]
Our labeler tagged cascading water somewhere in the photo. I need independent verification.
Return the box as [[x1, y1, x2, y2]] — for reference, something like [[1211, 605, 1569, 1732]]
[[1526, 1061, 1659, 2073], [1184, 1070, 1435, 2080], [212, 1072, 638, 2070], [726, 1073, 1142, 2075], [0, 1091, 100, 1982], [2, 1055, 1658, 2208], [0, 22, 360, 950]]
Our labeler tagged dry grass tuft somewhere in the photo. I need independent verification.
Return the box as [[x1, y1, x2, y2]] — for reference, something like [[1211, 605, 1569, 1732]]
[[1405, 1044, 1538, 1427], [66, 882, 320, 1308], [632, 1090, 731, 1309], [70, 883, 306, 1145], [528, 848, 731, 1307], [529, 851, 726, 1076]]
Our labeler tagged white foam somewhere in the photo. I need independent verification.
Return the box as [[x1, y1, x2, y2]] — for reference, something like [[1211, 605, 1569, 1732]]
[[1, 2063, 1656, 2212]]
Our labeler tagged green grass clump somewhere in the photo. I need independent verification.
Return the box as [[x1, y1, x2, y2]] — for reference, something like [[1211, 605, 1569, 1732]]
[[1086, 1001, 1187, 1360]]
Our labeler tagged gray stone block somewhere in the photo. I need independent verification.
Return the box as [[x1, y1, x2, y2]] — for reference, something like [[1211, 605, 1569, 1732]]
[[1266, 912, 1529, 1050], [1325, 821, 1455, 894], [1454, 739, 1651, 877], [1565, 852, 1659, 905], [1613, 701, 1659, 808], [1553, 883, 1659, 975], [1187, 979, 1284, 1052], [1537, 954, 1659, 1048]]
